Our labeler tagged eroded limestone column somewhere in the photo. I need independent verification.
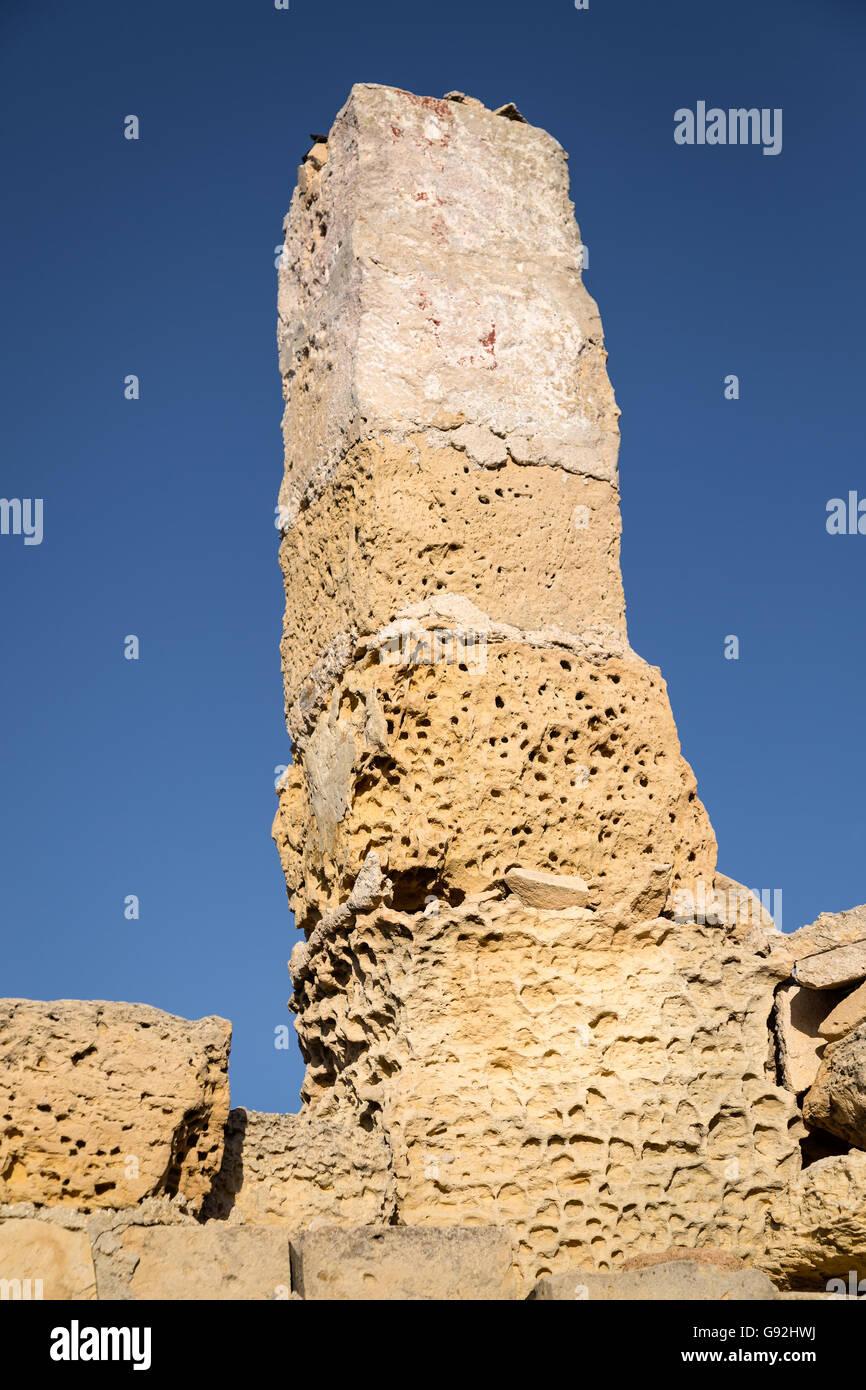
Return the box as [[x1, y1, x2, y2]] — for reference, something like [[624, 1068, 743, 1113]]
[[273, 86, 801, 1289]]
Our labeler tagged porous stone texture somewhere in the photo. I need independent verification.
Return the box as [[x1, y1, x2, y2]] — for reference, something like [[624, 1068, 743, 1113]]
[[274, 81, 717, 939], [275, 625, 717, 928], [0, 1000, 230, 1212], [803, 1024, 866, 1150], [762, 1154, 866, 1289], [203, 1107, 395, 1226], [290, 1225, 516, 1300], [0, 1218, 96, 1300], [528, 1261, 780, 1301], [288, 882, 805, 1289]]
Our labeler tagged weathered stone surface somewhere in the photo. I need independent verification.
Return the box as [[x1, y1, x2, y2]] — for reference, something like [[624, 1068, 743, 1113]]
[[203, 1108, 395, 1226], [93, 1225, 292, 1301], [803, 1024, 866, 1149], [528, 1261, 779, 1301], [0, 1000, 230, 1212], [290, 1225, 516, 1300], [785, 903, 866, 964], [274, 83, 716, 943], [779, 1291, 859, 1300], [621, 1245, 749, 1272], [0, 1218, 96, 1300], [819, 981, 866, 1041], [761, 1154, 866, 1289], [795, 940, 866, 991], [774, 982, 841, 1094], [289, 874, 802, 1290], [712, 873, 775, 932], [277, 84, 620, 532], [274, 632, 717, 929], [504, 867, 589, 910], [279, 440, 626, 713]]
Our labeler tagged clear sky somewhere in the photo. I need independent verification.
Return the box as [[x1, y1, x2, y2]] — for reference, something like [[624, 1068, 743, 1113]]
[[2, 0, 864, 1112]]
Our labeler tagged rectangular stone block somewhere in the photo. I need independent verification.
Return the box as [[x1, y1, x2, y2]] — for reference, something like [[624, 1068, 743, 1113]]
[[274, 637, 716, 929], [0, 1218, 96, 1300], [795, 940, 866, 991], [94, 1225, 293, 1301], [289, 1225, 517, 1300], [279, 443, 625, 710], [784, 903, 866, 963], [528, 1262, 779, 1301], [277, 85, 620, 528]]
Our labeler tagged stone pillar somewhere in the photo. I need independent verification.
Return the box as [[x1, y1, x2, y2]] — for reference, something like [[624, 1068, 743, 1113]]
[[273, 86, 798, 1288]]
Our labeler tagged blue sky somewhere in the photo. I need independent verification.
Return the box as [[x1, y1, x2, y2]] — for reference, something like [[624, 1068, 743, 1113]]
[[1, 0, 863, 1112]]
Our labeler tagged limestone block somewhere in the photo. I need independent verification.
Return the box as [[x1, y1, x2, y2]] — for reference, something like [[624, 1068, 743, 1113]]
[[0, 1000, 230, 1211], [621, 1246, 749, 1272], [712, 872, 774, 932], [527, 1261, 779, 1300], [203, 1108, 395, 1226], [803, 1024, 866, 1148], [774, 982, 841, 1094], [795, 940, 866, 991], [291, 885, 800, 1292], [290, 1225, 517, 1300], [504, 868, 589, 910], [820, 981, 866, 1041], [0, 1218, 96, 1300], [274, 637, 716, 929], [761, 1154, 866, 1289], [276, 84, 620, 533], [279, 443, 626, 712], [784, 903, 866, 964], [95, 1225, 292, 1301]]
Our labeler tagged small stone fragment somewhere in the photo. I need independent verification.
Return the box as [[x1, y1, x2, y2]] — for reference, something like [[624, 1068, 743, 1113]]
[[504, 867, 589, 910], [775, 982, 841, 1094], [819, 980, 866, 1041], [795, 940, 866, 991], [803, 1022, 866, 1149]]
